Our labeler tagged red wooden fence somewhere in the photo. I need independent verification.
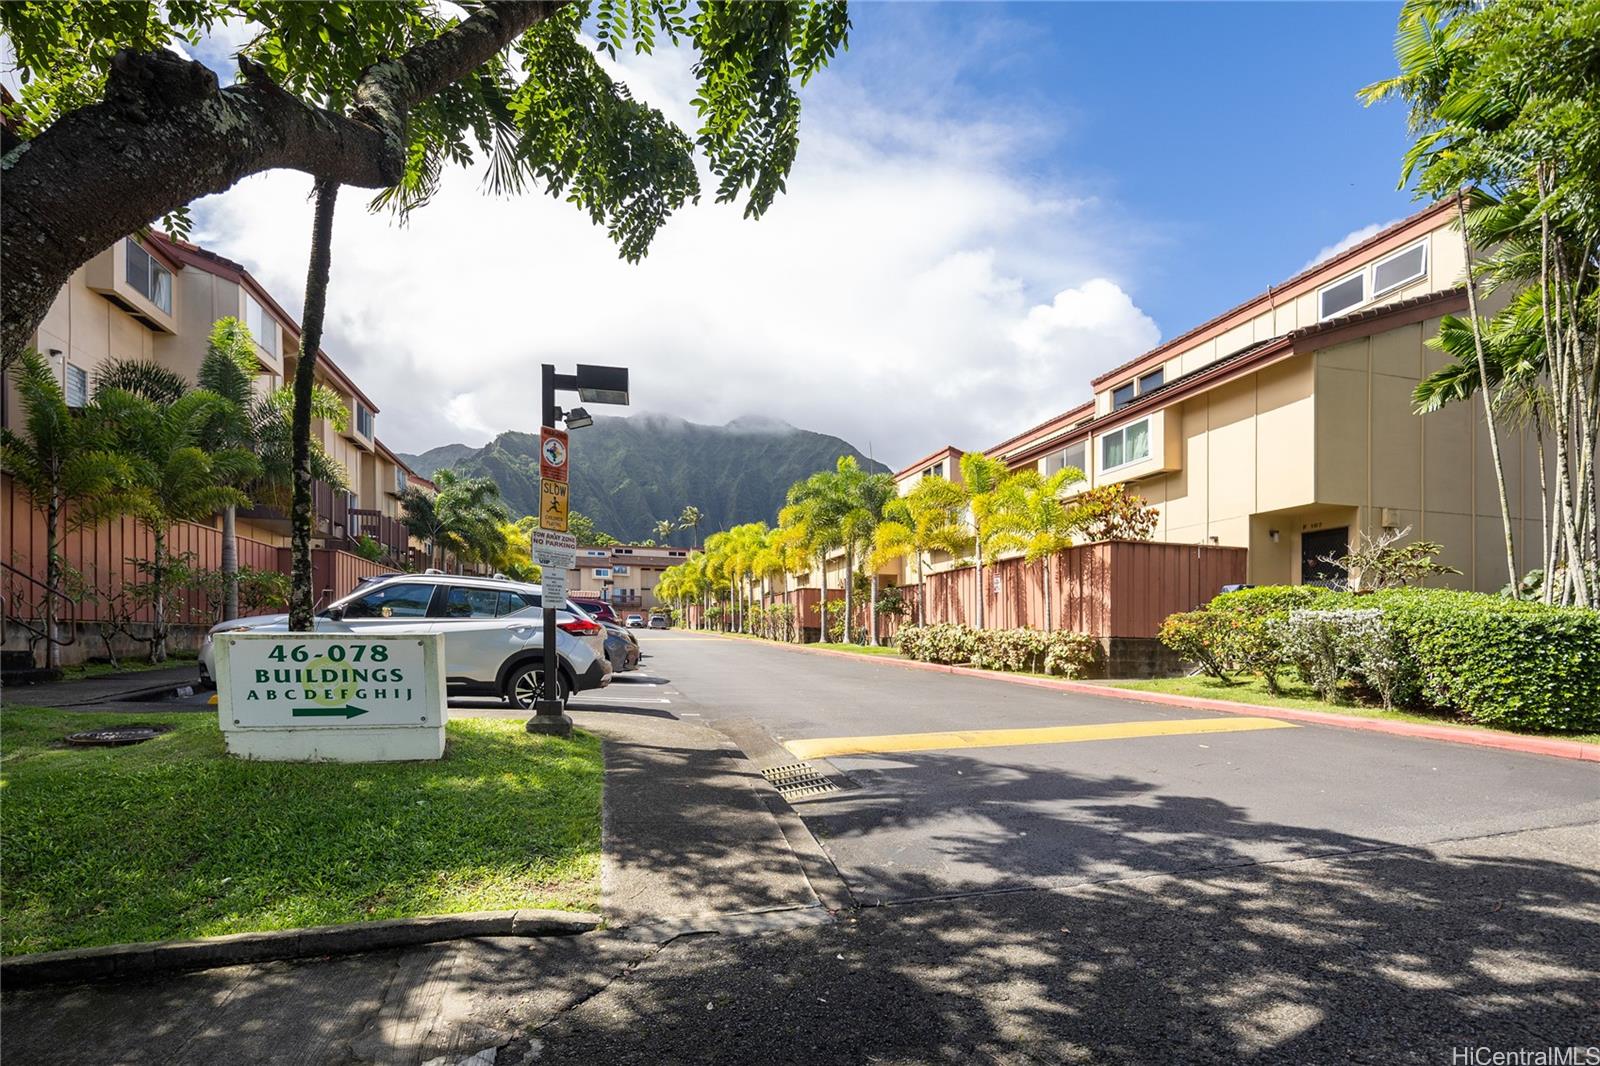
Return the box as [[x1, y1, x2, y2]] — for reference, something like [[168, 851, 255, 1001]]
[[2, 476, 398, 629]]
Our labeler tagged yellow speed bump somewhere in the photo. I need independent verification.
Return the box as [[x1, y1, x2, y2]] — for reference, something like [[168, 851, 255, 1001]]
[[785, 717, 1296, 760]]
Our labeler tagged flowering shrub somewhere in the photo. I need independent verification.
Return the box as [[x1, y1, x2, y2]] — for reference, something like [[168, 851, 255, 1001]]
[[896, 624, 1099, 678], [1273, 609, 1381, 702], [1157, 611, 1234, 679]]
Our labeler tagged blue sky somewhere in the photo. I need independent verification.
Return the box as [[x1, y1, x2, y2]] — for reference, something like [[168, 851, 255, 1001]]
[[192, 2, 1427, 462], [838, 1, 1419, 336]]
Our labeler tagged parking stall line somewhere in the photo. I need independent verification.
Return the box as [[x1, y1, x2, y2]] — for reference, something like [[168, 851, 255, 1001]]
[[784, 717, 1297, 760]]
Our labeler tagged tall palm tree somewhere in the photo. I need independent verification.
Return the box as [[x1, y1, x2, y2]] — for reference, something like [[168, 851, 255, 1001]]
[[989, 467, 1087, 632], [956, 453, 1011, 629], [783, 461, 852, 642], [0, 351, 130, 667], [678, 504, 704, 549], [840, 466, 897, 644], [871, 476, 969, 627], [653, 518, 676, 546], [197, 318, 348, 620], [92, 377, 257, 661]]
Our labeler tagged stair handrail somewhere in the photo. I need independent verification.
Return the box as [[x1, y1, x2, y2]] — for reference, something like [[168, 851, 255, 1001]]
[[0, 558, 80, 660]]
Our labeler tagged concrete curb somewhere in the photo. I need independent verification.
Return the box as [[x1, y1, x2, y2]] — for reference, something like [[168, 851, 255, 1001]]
[[691, 632, 1600, 764], [0, 909, 601, 987]]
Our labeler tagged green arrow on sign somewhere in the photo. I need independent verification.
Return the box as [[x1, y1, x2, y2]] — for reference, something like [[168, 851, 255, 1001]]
[[292, 705, 369, 720]]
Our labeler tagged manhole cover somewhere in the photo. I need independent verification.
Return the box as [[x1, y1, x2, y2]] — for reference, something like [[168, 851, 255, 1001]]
[[64, 727, 163, 747], [762, 761, 841, 799]]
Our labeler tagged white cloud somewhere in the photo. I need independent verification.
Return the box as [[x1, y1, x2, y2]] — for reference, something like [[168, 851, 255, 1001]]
[[188, 36, 1161, 469], [1302, 218, 1403, 272]]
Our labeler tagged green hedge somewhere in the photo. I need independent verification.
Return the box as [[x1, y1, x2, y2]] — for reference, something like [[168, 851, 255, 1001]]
[[1161, 586, 1599, 733], [1365, 589, 1600, 732]]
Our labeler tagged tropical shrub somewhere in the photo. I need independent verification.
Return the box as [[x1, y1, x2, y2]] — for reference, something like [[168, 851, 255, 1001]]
[[1158, 586, 1598, 732], [811, 599, 845, 642], [1157, 611, 1234, 679], [896, 624, 1099, 678]]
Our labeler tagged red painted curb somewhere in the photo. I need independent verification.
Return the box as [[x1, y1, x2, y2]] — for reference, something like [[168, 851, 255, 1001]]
[[688, 632, 1600, 764]]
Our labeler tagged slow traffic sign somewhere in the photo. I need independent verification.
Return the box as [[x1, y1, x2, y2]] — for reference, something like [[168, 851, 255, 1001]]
[[539, 478, 569, 532]]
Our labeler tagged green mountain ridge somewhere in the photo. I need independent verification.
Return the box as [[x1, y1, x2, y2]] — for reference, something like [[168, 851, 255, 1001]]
[[396, 414, 890, 545]]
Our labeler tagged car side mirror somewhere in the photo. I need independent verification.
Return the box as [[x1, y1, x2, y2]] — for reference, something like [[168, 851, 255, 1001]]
[[324, 605, 345, 621]]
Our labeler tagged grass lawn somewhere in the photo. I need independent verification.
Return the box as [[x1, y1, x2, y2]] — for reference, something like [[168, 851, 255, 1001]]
[[1102, 675, 1600, 745], [0, 707, 603, 956], [59, 652, 197, 681]]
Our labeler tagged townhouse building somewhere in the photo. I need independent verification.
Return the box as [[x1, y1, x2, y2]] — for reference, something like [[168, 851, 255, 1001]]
[[847, 201, 1538, 597], [984, 200, 1540, 591], [568, 544, 691, 612], [6, 231, 422, 568]]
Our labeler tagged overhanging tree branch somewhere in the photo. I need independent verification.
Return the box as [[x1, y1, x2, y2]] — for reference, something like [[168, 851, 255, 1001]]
[[0, 0, 558, 362]]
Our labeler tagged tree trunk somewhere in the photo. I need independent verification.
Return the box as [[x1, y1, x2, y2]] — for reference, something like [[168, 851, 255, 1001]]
[[1457, 192, 1518, 592], [869, 572, 880, 646], [44, 492, 60, 670], [917, 552, 925, 626], [842, 547, 854, 645], [817, 551, 828, 644], [221, 504, 239, 621], [151, 527, 168, 663], [1042, 555, 1052, 633], [1, 2, 556, 364], [288, 178, 340, 631], [974, 535, 984, 629]]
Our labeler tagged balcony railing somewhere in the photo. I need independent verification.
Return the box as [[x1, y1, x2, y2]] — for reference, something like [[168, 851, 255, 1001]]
[[349, 508, 411, 565]]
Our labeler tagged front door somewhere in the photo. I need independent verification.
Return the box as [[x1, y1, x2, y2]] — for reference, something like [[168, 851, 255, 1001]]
[[1301, 527, 1349, 588]]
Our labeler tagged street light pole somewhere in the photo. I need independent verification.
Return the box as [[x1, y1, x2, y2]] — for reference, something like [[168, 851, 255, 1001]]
[[526, 362, 630, 738], [528, 363, 569, 735]]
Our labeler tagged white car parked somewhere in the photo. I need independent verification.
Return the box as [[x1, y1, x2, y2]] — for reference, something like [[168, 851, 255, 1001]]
[[199, 574, 611, 707]]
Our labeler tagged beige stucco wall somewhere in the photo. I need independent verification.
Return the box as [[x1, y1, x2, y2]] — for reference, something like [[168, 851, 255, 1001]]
[[1311, 316, 1545, 591], [29, 265, 157, 394]]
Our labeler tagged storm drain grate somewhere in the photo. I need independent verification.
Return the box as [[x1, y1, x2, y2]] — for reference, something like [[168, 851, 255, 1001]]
[[761, 761, 841, 799]]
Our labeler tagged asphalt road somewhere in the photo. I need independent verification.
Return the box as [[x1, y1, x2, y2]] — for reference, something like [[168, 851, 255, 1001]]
[[533, 631, 1600, 1064], [635, 632, 1600, 906]]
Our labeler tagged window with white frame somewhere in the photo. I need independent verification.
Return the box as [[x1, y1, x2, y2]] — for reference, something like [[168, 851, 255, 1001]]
[[242, 292, 278, 356], [1045, 440, 1087, 478], [355, 403, 374, 439], [123, 239, 173, 314], [922, 460, 945, 479], [65, 363, 88, 408], [1318, 237, 1429, 321], [394, 466, 407, 495], [1100, 418, 1151, 472]]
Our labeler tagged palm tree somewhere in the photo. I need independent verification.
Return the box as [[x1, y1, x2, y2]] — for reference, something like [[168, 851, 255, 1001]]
[[840, 466, 897, 645], [956, 453, 1011, 629], [678, 505, 704, 549], [782, 462, 852, 642], [653, 518, 676, 546], [196, 318, 348, 620], [871, 476, 969, 627], [92, 376, 257, 661], [0, 351, 130, 668], [989, 467, 1088, 632], [400, 470, 510, 573]]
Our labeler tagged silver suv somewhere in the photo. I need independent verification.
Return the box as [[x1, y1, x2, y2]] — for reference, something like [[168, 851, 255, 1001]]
[[199, 574, 611, 707]]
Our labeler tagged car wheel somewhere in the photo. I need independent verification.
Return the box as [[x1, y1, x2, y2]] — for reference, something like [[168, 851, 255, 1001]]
[[505, 663, 569, 709]]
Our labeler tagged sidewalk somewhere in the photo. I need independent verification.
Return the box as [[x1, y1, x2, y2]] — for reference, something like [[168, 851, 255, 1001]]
[[5, 664, 200, 707]]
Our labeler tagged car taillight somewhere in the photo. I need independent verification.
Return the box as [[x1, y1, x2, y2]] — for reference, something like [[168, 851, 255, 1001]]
[[558, 619, 602, 636]]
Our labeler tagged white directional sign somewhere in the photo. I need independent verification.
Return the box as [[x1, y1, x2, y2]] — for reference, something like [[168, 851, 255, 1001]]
[[540, 567, 569, 600], [216, 632, 446, 762]]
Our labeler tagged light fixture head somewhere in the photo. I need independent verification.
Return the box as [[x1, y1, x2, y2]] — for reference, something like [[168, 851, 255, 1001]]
[[575, 364, 630, 405], [564, 406, 594, 430]]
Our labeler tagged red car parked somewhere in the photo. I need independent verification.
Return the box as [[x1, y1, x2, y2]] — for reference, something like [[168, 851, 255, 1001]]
[[570, 597, 620, 625]]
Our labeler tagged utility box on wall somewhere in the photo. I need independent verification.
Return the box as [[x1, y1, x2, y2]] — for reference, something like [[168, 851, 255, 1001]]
[[216, 633, 447, 762]]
